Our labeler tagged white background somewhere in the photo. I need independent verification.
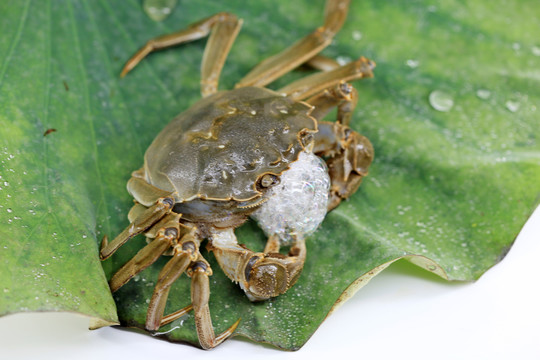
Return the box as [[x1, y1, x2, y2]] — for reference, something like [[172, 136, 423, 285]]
[[1, 206, 539, 359]]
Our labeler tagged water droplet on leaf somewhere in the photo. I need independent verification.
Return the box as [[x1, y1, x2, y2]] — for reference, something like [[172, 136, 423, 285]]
[[143, 0, 178, 21], [505, 100, 520, 113], [429, 90, 454, 112], [406, 59, 419, 68], [476, 89, 491, 100]]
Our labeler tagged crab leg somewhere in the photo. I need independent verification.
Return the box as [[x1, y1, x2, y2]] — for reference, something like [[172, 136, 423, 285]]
[[145, 231, 199, 331], [155, 274, 241, 349], [159, 304, 193, 327], [306, 82, 358, 126], [108, 213, 182, 292], [100, 196, 174, 260], [191, 258, 240, 349], [294, 55, 360, 125], [200, 14, 243, 96], [235, 0, 350, 88], [263, 233, 281, 253], [305, 54, 341, 72], [127, 172, 173, 206], [140, 229, 240, 348], [108, 234, 169, 292], [296, 68, 375, 211], [119, 13, 242, 97], [278, 56, 374, 101]]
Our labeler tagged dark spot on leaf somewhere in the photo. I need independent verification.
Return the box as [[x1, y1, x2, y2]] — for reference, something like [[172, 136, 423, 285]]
[[63, 80, 69, 91], [43, 128, 57, 136]]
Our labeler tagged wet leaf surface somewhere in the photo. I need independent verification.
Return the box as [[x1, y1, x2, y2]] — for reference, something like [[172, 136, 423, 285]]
[[1, 0, 539, 350]]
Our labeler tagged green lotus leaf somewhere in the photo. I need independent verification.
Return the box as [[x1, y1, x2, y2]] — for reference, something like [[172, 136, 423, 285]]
[[1, 0, 538, 350]]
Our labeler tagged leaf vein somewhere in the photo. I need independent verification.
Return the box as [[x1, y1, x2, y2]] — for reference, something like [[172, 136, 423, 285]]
[[83, 0, 144, 159], [67, 1, 111, 235], [0, 0, 31, 92]]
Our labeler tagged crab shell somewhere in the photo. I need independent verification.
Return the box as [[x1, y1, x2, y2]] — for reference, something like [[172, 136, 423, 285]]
[[138, 86, 318, 225]]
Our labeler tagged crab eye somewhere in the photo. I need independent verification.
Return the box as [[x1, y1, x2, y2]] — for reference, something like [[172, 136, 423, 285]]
[[343, 127, 352, 140], [298, 130, 314, 149], [257, 174, 280, 189]]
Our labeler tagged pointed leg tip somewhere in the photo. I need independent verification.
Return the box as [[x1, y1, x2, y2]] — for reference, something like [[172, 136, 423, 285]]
[[99, 235, 109, 260], [212, 317, 241, 347], [160, 304, 194, 327], [230, 317, 241, 331], [120, 63, 135, 78]]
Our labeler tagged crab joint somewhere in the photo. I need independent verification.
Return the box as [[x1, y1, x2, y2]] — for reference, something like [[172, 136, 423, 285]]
[[188, 260, 213, 277], [163, 227, 179, 239], [159, 196, 175, 208]]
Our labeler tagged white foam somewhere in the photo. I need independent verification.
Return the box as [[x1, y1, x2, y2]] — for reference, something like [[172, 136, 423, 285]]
[[251, 151, 330, 244]]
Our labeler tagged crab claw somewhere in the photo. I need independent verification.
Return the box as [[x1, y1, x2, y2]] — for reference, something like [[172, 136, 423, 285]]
[[314, 121, 374, 211], [242, 251, 304, 301], [210, 229, 307, 302], [243, 254, 289, 300], [327, 125, 373, 210]]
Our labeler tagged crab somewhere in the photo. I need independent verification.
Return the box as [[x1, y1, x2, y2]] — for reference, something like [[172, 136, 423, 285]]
[[100, 0, 374, 349]]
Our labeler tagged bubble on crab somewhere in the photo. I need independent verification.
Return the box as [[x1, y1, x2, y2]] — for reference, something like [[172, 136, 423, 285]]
[[251, 151, 330, 245]]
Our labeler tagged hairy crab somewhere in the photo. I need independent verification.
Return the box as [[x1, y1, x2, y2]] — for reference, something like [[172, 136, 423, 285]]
[[101, 0, 374, 349]]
